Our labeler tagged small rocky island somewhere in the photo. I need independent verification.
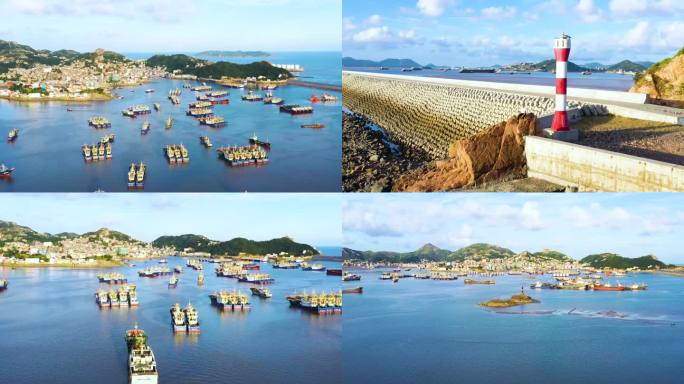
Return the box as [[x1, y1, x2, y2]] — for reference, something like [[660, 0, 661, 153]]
[[480, 288, 539, 308]]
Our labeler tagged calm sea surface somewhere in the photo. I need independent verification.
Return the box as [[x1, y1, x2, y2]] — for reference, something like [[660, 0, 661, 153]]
[[345, 67, 634, 91], [0, 258, 341, 384], [343, 269, 684, 384], [0, 52, 341, 192]]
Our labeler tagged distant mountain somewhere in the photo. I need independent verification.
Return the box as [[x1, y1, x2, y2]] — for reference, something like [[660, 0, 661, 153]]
[[529, 249, 573, 261], [343, 57, 422, 68], [196, 50, 270, 58], [0, 221, 145, 248], [342, 243, 450, 263], [582, 62, 607, 70], [146, 54, 291, 79], [580, 253, 671, 269], [151, 235, 319, 257], [635, 61, 655, 68], [607, 60, 646, 72], [81, 228, 145, 245], [533, 59, 587, 72]]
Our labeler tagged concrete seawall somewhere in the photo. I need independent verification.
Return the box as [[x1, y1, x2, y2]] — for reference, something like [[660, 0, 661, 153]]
[[343, 72, 573, 159], [525, 136, 684, 191]]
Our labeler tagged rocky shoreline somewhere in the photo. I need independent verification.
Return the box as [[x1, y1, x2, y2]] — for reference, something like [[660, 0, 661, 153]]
[[343, 112, 430, 192]]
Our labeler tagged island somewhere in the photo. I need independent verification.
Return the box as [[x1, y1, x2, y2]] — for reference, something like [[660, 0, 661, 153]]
[[196, 50, 270, 58], [479, 290, 539, 308]]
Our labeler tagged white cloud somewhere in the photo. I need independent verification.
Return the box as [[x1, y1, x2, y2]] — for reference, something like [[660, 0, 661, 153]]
[[576, 0, 604, 23], [481, 6, 517, 19], [367, 14, 382, 25], [623, 21, 650, 47], [351, 26, 417, 46], [609, 0, 648, 16], [417, 0, 456, 17], [609, 0, 684, 17], [6, 0, 199, 22], [343, 17, 357, 31]]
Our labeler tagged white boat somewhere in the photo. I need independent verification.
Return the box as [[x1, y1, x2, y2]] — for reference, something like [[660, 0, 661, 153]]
[[129, 345, 158, 384]]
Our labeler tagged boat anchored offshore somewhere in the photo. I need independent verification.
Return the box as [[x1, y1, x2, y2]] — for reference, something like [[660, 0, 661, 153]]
[[170, 303, 187, 332], [184, 302, 201, 333], [125, 325, 158, 384], [7, 128, 18, 142], [0, 279, 8, 291], [250, 286, 273, 298], [141, 121, 150, 134], [249, 134, 270, 149], [168, 276, 178, 289], [166, 117, 173, 129], [287, 291, 342, 315], [200, 136, 213, 148], [238, 273, 274, 285], [301, 262, 326, 271], [209, 290, 251, 311], [301, 123, 325, 129]]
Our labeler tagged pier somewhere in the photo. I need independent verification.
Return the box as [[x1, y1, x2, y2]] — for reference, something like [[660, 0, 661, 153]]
[[288, 80, 342, 92]]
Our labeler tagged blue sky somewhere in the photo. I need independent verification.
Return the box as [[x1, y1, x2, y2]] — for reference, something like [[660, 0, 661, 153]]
[[343, 0, 684, 66], [0, 194, 342, 247], [343, 194, 684, 264], [0, 0, 341, 52]]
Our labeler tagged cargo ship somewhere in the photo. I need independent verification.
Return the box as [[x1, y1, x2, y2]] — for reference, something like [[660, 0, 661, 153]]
[[168, 276, 178, 289], [301, 262, 326, 271], [0, 279, 8, 291], [192, 85, 212, 92], [279, 105, 313, 115], [207, 90, 229, 99], [301, 123, 325, 129], [170, 303, 187, 332], [209, 290, 251, 311], [250, 286, 273, 298], [287, 291, 342, 315], [342, 272, 361, 281], [189, 101, 213, 109], [88, 117, 111, 129], [248, 134, 270, 149], [125, 325, 158, 384], [184, 303, 201, 333], [199, 136, 213, 148], [187, 259, 203, 271], [141, 121, 150, 134], [241, 263, 260, 270], [238, 273, 274, 285], [186, 108, 214, 118], [464, 279, 495, 285], [459, 68, 496, 73], [327, 269, 342, 276]]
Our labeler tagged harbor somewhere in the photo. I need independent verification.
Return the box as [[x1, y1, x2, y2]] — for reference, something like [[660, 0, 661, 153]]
[[0, 256, 341, 384], [0, 53, 341, 192]]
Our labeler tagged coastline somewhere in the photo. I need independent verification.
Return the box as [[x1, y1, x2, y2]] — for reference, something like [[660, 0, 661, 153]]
[[0, 93, 115, 103]]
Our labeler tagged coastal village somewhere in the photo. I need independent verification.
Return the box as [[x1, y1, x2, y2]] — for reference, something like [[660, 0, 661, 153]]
[[0, 48, 166, 101]]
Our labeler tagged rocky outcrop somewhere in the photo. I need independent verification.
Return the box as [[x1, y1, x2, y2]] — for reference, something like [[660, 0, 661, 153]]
[[630, 48, 684, 108], [392, 113, 539, 192]]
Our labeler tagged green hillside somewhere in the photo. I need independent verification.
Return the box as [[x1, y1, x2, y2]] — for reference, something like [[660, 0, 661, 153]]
[[449, 243, 515, 261], [152, 235, 318, 256], [533, 60, 587, 72], [145, 54, 291, 80], [580, 253, 670, 269]]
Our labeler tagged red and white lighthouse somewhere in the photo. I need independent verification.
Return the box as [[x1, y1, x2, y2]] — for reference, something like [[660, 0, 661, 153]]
[[551, 33, 571, 132]]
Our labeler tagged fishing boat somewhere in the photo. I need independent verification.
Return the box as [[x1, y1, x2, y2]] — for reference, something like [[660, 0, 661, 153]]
[[127, 163, 137, 187], [197, 273, 205, 286], [91, 144, 99, 160], [125, 325, 158, 384], [301, 262, 326, 271], [301, 123, 325, 129], [250, 286, 273, 298], [153, 103, 160, 111], [249, 134, 271, 149], [342, 287, 363, 294], [179, 144, 189, 163], [82, 144, 92, 161], [170, 304, 186, 332], [166, 117, 173, 129], [342, 272, 361, 281], [464, 279, 495, 285], [200, 136, 213, 148], [106, 143, 112, 159], [168, 276, 178, 289], [0, 279, 9, 291], [136, 162, 146, 187], [129, 289, 139, 306], [141, 121, 150, 134], [165, 145, 176, 163], [625, 283, 648, 291], [95, 289, 109, 307], [184, 303, 201, 333], [174, 266, 182, 274], [145, 89, 155, 93], [7, 128, 18, 142]]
